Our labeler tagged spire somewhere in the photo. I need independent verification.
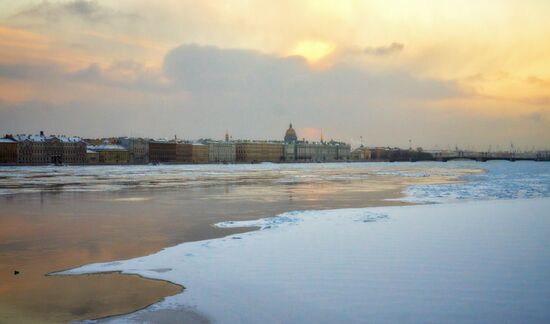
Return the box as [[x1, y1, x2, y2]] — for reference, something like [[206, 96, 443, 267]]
[[225, 130, 229, 142], [289, 123, 293, 128], [320, 129, 324, 143]]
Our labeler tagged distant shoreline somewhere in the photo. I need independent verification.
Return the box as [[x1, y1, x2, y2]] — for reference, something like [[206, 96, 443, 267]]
[[1, 159, 549, 167]]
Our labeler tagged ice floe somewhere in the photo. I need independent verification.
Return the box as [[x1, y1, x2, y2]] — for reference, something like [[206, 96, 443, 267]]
[[57, 198, 550, 323]]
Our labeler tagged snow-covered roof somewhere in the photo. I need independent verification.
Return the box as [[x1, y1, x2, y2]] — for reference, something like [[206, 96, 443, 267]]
[[88, 144, 128, 152], [13, 134, 50, 142], [11, 134, 84, 143], [0, 138, 16, 143], [58, 136, 83, 143]]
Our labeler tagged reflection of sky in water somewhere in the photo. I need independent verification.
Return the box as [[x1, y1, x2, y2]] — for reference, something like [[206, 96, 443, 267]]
[[0, 162, 480, 195]]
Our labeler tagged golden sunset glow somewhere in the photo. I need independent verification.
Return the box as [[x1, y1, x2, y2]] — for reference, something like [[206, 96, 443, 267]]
[[0, 0, 549, 147], [291, 40, 335, 63]]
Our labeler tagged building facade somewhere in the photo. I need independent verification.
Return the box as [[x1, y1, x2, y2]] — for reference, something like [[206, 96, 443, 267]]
[[175, 143, 193, 163], [191, 144, 209, 163], [13, 133, 85, 164], [45, 137, 63, 164], [86, 150, 99, 164], [0, 138, 17, 163], [236, 142, 284, 163], [88, 144, 129, 164], [59, 136, 86, 164], [14, 133, 49, 164], [335, 143, 351, 161], [149, 141, 177, 163], [283, 143, 296, 161], [208, 142, 236, 163], [350, 147, 372, 161], [117, 137, 149, 164], [285, 141, 350, 162]]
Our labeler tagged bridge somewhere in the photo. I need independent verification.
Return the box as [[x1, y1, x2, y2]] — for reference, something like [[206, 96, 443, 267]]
[[430, 150, 550, 162]]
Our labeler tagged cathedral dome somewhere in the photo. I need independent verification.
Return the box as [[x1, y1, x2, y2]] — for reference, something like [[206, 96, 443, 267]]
[[284, 123, 298, 142]]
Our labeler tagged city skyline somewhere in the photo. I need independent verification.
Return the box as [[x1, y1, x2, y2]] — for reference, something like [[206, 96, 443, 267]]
[[1, 1, 549, 149]]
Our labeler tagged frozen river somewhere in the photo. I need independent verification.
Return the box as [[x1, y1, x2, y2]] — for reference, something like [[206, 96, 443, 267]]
[[54, 161, 550, 323], [0, 161, 479, 195]]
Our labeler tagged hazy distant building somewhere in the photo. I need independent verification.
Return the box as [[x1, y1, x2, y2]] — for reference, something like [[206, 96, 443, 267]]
[[365, 147, 432, 162], [118, 137, 149, 164], [284, 123, 298, 143], [335, 143, 351, 161], [351, 147, 372, 161], [538, 151, 550, 160], [191, 144, 209, 163], [176, 143, 193, 163], [208, 142, 236, 163], [282, 124, 350, 162], [283, 143, 296, 161], [0, 137, 17, 163], [88, 144, 129, 164], [45, 136, 63, 164], [149, 140, 177, 163], [294, 142, 317, 161], [236, 142, 284, 162], [12, 132, 85, 164], [86, 149, 99, 164], [59, 136, 86, 164], [14, 133, 46, 164]]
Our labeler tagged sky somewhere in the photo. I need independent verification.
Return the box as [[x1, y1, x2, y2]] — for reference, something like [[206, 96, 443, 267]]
[[0, 0, 549, 150]]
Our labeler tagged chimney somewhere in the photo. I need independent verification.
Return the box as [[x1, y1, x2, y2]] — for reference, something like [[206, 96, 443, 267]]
[[40, 131, 44, 137]]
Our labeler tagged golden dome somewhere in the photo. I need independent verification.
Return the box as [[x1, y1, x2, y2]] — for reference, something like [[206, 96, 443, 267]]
[[284, 123, 298, 142]]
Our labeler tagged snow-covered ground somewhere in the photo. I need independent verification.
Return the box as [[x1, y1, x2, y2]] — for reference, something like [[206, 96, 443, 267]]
[[53, 161, 550, 323]]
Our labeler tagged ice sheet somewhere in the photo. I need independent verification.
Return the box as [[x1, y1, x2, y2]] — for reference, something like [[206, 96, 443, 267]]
[[57, 199, 550, 323]]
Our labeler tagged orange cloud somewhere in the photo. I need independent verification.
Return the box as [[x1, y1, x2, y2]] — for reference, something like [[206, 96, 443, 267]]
[[299, 127, 322, 141], [0, 25, 109, 69]]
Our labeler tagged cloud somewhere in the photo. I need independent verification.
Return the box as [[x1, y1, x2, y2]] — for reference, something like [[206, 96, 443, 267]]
[[163, 44, 309, 94], [163, 44, 453, 100], [10, 0, 138, 23], [0, 63, 59, 80], [527, 76, 550, 88], [363, 42, 404, 56], [526, 96, 550, 106], [3, 43, 548, 148]]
